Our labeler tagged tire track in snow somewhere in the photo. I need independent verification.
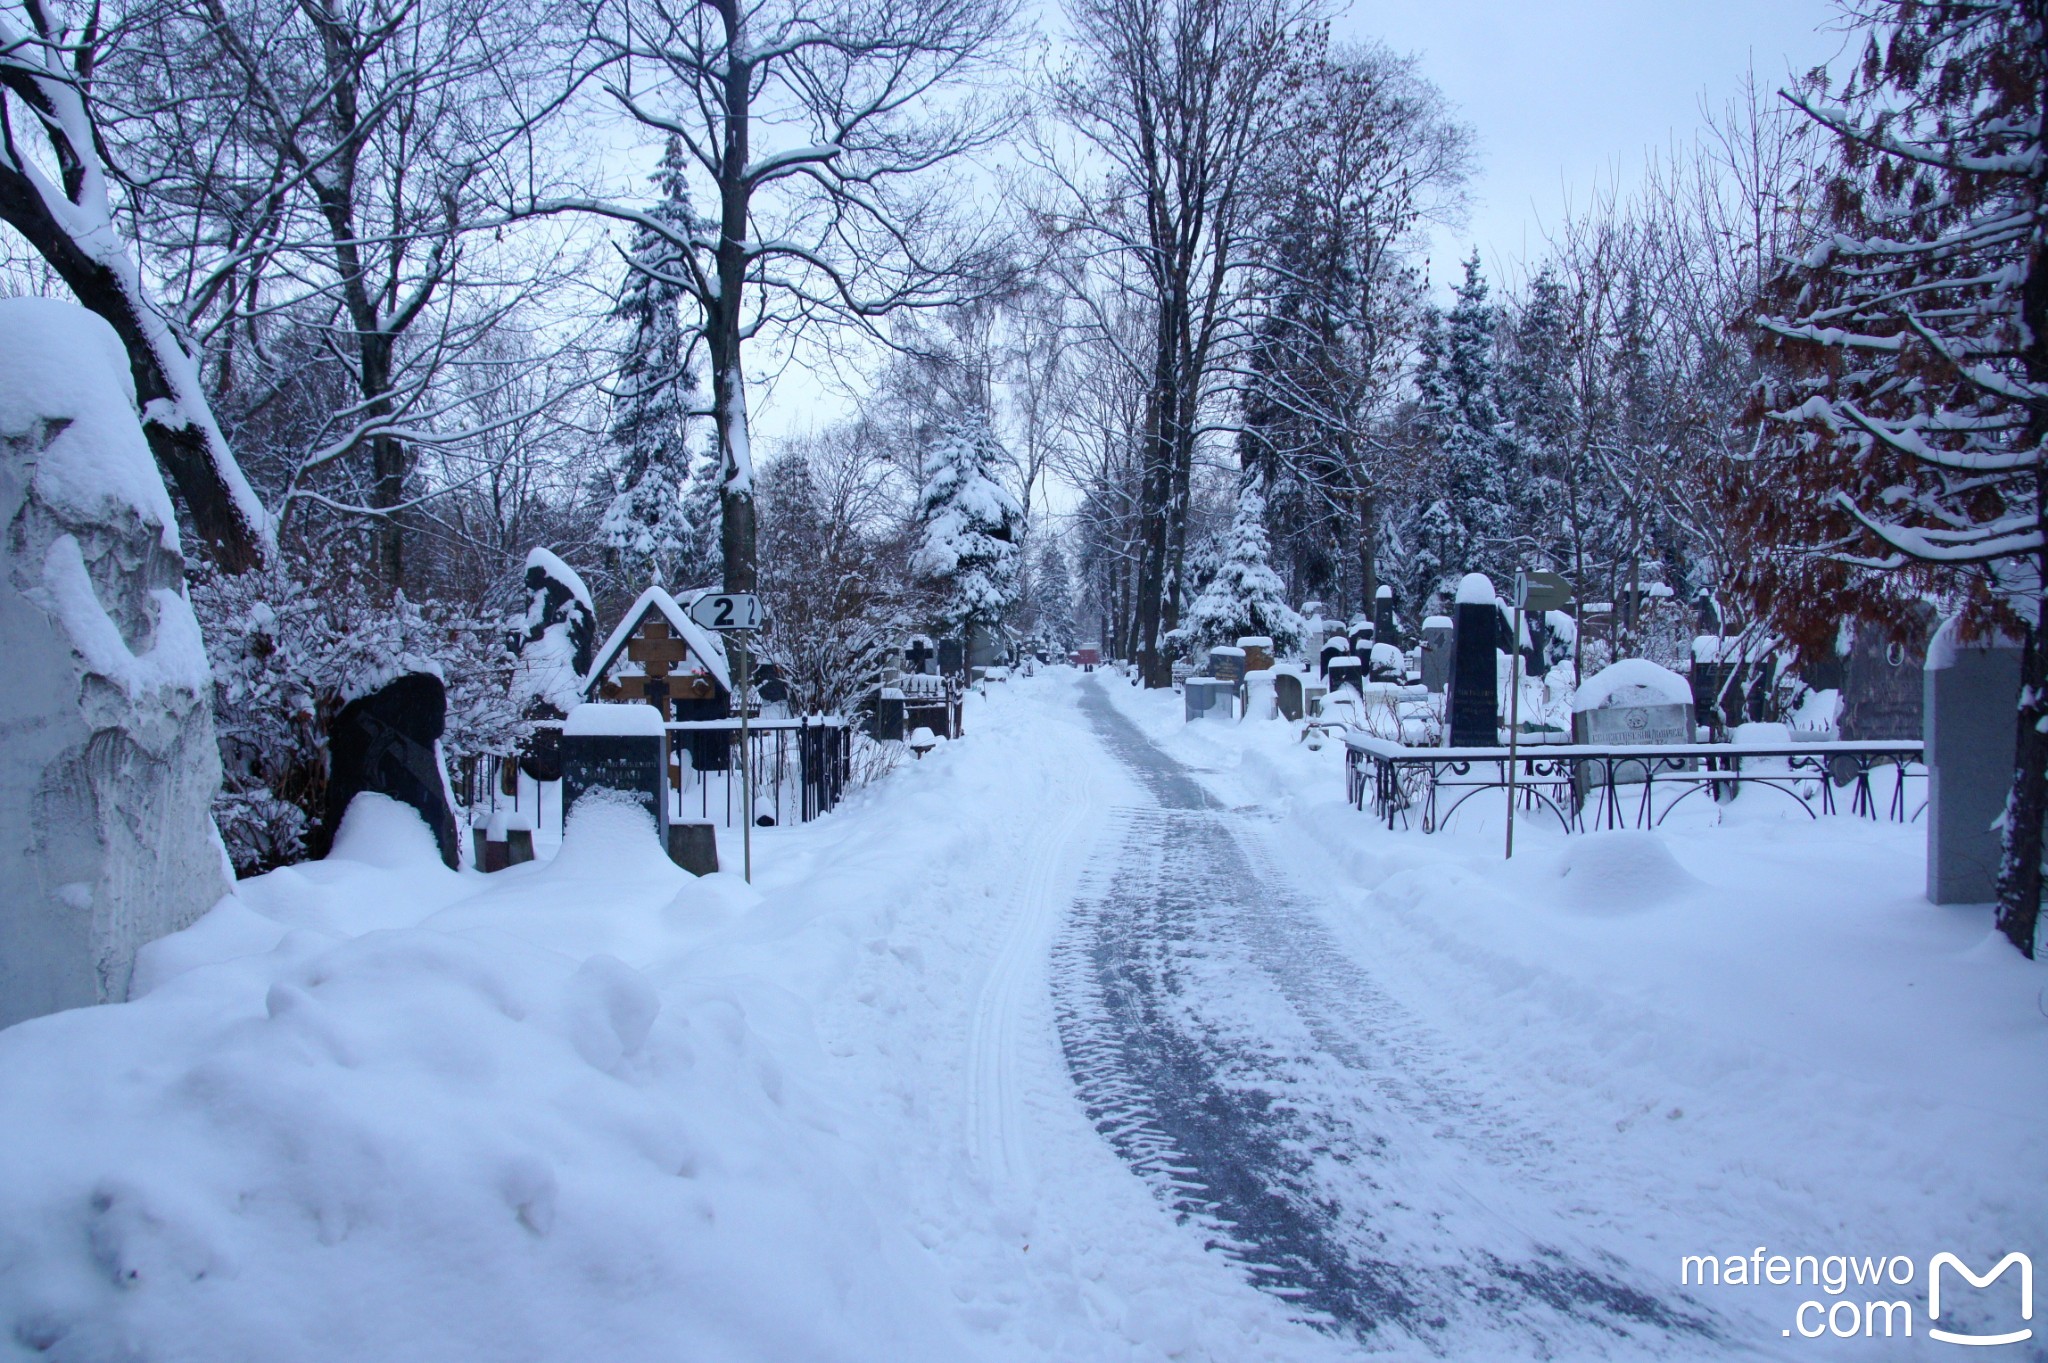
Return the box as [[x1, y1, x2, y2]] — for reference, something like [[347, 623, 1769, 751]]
[[1054, 677, 1715, 1355], [965, 723, 1104, 1192]]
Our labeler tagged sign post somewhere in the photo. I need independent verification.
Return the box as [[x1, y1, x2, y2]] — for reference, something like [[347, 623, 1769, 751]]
[[690, 593, 768, 882], [1507, 571, 1573, 859]]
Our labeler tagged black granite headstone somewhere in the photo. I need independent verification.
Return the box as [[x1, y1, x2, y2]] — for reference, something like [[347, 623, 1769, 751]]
[[1326, 656, 1365, 695], [1319, 639, 1346, 678], [1841, 606, 1935, 740], [1446, 602, 1499, 747], [1374, 588, 1398, 649], [938, 638, 966, 677], [325, 672, 461, 869], [872, 691, 907, 741], [562, 731, 669, 841]]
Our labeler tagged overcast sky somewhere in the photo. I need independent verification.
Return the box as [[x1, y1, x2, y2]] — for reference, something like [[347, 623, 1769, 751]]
[[1338, 0, 1852, 293]]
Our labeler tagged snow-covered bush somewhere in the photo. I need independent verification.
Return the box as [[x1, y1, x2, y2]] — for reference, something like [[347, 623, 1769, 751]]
[[912, 412, 1023, 636], [192, 564, 526, 874], [1175, 486, 1305, 655]]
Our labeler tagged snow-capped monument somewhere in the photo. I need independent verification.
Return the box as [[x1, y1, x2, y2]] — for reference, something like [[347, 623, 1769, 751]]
[[0, 299, 230, 1028]]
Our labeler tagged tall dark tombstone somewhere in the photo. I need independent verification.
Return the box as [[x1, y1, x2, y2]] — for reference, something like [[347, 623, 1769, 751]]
[[1319, 638, 1347, 678], [560, 705, 670, 846], [513, 550, 596, 782], [325, 673, 461, 869], [1374, 586, 1398, 649], [938, 638, 966, 678], [1445, 576, 1500, 747], [1326, 655, 1365, 696], [871, 688, 907, 742]]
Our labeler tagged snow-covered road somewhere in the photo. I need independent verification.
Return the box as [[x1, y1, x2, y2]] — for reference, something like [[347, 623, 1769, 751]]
[[1055, 678, 1709, 1354]]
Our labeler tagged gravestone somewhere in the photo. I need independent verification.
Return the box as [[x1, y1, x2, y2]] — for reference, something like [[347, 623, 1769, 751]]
[[1185, 677, 1232, 721], [325, 673, 461, 869], [1369, 642, 1404, 682], [905, 636, 937, 675], [1925, 621, 2023, 904], [1841, 606, 1936, 740], [1274, 671, 1306, 721], [1208, 645, 1247, 684], [1319, 637, 1347, 678], [1374, 585, 1398, 649], [1304, 679, 1329, 717], [0, 299, 231, 1028], [871, 687, 907, 742], [668, 821, 720, 876], [1419, 616, 1454, 694], [561, 703, 670, 845], [1572, 659, 1696, 787], [1445, 576, 1501, 747], [1327, 654, 1365, 696], [1691, 642, 1776, 732], [1236, 636, 1274, 672], [512, 548, 596, 782], [938, 638, 966, 678]]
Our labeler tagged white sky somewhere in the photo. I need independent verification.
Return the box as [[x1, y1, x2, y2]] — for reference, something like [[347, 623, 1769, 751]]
[[1337, 0, 1852, 294]]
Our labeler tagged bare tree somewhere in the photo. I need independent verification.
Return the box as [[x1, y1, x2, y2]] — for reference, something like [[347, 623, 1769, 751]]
[[564, 0, 1019, 596], [1043, 0, 1320, 684]]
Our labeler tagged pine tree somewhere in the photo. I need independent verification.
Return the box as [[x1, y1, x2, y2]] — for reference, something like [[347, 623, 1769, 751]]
[[913, 411, 1024, 635], [1031, 539, 1078, 654], [1737, 0, 2047, 955], [603, 137, 701, 588], [1416, 252, 1514, 591], [1497, 266, 1575, 567], [1178, 484, 1306, 654]]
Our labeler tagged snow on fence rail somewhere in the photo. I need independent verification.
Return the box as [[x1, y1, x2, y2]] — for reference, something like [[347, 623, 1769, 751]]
[[1344, 733, 1925, 834]]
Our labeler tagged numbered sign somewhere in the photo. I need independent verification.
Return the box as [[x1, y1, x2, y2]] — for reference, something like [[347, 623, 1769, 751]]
[[688, 592, 765, 632], [1513, 570, 1574, 613]]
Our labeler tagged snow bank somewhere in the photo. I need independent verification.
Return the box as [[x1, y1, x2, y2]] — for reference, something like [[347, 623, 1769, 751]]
[[0, 795, 965, 1362], [1572, 658, 1691, 712], [1550, 831, 1700, 914]]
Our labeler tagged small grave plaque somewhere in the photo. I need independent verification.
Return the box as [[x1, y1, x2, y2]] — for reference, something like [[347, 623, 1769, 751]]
[[1209, 645, 1247, 684]]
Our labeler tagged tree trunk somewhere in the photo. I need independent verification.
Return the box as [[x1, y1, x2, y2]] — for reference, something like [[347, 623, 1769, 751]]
[[1995, 590, 2047, 959]]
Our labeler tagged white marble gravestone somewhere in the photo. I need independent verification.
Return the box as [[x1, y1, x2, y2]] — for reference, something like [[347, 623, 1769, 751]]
[[1571, 659, 1695, 787], [0, 299, 232, 1028]]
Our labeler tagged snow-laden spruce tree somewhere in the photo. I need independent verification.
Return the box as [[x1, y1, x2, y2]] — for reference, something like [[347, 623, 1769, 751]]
[[913, 412, 1024, 636], [603, 138, 701, 590], [1031, 539, 1079, 654], [1178, 485, 1305, 655], [1737, 0, 2048, 957], [1413, 253, 1514, 596]]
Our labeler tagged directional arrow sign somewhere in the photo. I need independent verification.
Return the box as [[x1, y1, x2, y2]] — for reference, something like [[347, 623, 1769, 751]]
[[1513, 570, 1574, 613], [688, 592, 765, 632]]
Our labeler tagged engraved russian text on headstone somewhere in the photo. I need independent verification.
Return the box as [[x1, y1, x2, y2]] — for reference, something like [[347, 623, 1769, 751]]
[[1841, 605, 1936, 740], [1572, 659, 1696, 787], [1209, 645, 1247, 684]]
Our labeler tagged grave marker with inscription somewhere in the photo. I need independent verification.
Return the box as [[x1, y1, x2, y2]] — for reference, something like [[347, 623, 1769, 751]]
[[561, 703, 670, 844]]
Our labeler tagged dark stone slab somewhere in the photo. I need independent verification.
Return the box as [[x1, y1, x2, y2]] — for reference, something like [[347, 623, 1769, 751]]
[[1446, 603, 1498, 747], [562, 731, 668, 841], [668, 820, 719, 876], [325, 672, 459, 868]]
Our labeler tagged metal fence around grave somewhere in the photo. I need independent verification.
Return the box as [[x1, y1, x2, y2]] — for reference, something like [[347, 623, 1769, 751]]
[[1344, 734, 1925, 835], [461, 715, 852, 831]]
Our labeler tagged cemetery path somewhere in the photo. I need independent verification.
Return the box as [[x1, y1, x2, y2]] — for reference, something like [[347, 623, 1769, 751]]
[[1054, 677, 1716, 1356]]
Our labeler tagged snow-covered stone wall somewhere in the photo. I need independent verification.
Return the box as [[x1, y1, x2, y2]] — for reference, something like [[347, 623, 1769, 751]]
[[0, 298, 229, 1029]]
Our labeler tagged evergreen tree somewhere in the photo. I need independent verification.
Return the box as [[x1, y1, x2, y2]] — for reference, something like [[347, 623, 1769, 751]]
[[1416, 252, 1514, 591], [913, 411, 1024, 635], [1497, 266, 1575, 567], [1177, 484, 1306, 654], [603, 137, 701, 588], [1031, 539, 1078, 654]]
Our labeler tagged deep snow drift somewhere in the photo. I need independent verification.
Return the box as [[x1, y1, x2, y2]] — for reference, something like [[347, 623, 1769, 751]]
[[0, 669, 2040, 1361]]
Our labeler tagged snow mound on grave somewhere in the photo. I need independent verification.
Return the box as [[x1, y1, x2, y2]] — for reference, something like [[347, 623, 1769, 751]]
[[326, 791, 451, 871], [547, 789, 683, 885], [1550, 831, 1699, 914], [1573, 658, 1691, 712]]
